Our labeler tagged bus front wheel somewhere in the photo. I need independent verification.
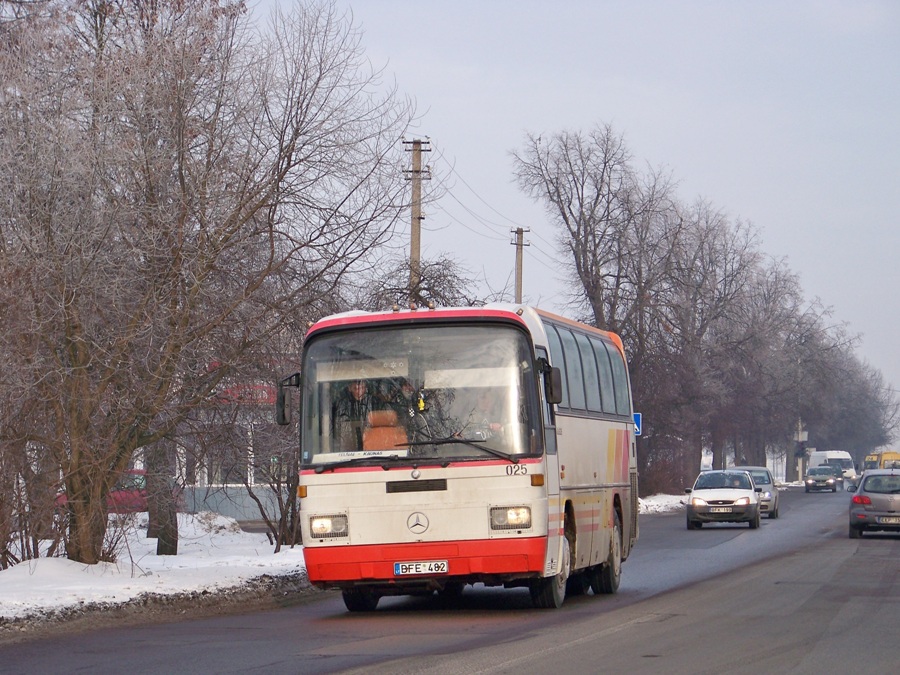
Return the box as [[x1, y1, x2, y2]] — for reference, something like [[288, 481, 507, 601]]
[[531, 535, 570, 609]]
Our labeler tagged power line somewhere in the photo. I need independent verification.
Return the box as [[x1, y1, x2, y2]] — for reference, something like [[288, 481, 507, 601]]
[[439, 154, 562, 255]]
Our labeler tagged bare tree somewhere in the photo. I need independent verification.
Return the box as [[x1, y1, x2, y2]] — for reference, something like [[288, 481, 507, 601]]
[[512, 122, 898, 493], [0, 0, 415, 563], [354, 254, 483, 310], [513, 124, 636, 331]]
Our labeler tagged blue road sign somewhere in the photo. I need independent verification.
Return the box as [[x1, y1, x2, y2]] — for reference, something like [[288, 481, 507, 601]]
[[633, 412, 642, 436]]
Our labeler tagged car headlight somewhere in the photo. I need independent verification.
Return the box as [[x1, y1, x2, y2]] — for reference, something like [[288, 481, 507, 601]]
[[826, 478, 835, 484], [805, 479, 815, 484], [733, 496, 750, 506], [309, 514, 349, 538], [490, 506, 531, 530], [690, 497, 708, 506], [762, 491, 773, 499]]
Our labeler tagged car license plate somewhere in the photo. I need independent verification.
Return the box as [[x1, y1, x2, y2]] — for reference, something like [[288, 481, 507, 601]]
[[709, 507, 732, 513], [394, 560, 448, 576], [877, 516, 900, 525]]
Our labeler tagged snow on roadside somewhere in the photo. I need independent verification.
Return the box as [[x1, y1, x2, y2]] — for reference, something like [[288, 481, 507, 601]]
[[639, 494, 686, 514], [0, 512, 305, 621]]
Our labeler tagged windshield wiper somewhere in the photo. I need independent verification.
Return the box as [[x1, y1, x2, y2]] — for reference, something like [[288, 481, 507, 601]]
[[313, 454, 406, 473], [407, 435, 519, 464]]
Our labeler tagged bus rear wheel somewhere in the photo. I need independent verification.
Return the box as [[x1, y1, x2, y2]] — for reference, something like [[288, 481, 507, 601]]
[[590, 512, 622, 594], [342, 587, 380, 612]]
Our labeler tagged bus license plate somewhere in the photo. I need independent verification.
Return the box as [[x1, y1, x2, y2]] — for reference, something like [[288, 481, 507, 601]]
[[394, 560, 448, 576], [710, 507, 732, 513]]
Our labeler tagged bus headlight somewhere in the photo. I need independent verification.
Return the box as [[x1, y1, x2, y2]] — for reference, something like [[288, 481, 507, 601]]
[[309, 514, 349, 538], [491, 506, 531, 530]]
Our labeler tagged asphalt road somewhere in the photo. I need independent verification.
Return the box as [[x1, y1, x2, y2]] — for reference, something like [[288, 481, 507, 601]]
[[2, 487, 897, 674]]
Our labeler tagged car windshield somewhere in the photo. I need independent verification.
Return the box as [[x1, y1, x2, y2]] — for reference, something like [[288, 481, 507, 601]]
[[863, 476, 900, 494], [694, 472, 751, 490], [748, 471, 771, 485], [808, 467, 833, 476]]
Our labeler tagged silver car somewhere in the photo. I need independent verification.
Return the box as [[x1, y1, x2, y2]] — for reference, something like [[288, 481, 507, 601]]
[[738, 466, 780, 518], [849, 469, 900, 538], [685, 470, 762, 530]]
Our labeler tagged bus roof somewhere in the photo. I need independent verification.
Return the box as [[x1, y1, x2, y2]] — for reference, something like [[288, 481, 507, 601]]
[[305, 305, 528, 340], [305, 304, 626, 356]]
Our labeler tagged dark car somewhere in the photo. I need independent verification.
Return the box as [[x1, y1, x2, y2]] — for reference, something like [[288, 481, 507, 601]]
[[849, 469, 900, 538], [684, 470, 762, 529], [828, 465, 845, 490], [804, 466, 838, 492]]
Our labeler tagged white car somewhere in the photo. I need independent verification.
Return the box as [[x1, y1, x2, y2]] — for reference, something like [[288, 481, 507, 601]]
[[684, 470, 762, 530], [737, 466, 780, 518]]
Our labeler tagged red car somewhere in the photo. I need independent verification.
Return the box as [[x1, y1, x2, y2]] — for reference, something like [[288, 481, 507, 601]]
[[56, 469, 149, 514]]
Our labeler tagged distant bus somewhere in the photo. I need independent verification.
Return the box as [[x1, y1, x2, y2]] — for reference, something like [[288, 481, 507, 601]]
[[276, 304, 639, 610], [863, 451, 900, 471]]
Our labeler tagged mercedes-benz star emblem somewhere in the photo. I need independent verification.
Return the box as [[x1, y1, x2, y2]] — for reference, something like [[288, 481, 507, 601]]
[[407, 512, 429, 534]]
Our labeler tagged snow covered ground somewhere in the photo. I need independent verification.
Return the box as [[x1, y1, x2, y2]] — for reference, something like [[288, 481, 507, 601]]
[[0, 496, 686, 622]]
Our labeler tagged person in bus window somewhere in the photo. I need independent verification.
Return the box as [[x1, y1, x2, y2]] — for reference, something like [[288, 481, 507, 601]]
[[464, 387, 504, 440], [331, 380, 376, 451]]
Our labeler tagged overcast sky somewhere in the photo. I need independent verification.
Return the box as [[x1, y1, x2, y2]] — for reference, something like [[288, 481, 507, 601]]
[[258, 1, 900, 393]]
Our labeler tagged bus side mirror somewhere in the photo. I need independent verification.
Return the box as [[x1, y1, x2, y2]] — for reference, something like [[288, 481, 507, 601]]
[[275, 387, 291, 425], [274, 373, 300, 426], [545, 367, 563, 405]]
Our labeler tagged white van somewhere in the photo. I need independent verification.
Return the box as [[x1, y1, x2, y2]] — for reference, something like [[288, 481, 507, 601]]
[[808, 450, 858, 485]]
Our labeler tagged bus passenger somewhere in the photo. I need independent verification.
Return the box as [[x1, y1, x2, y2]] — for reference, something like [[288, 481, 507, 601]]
[[331, 380, 375, 451]]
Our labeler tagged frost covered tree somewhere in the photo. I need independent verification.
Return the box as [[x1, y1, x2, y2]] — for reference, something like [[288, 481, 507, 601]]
[[0, 0, 414, 563]]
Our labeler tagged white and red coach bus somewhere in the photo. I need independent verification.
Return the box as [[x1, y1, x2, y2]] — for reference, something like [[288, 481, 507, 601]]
[[276, 304, 639, 610]]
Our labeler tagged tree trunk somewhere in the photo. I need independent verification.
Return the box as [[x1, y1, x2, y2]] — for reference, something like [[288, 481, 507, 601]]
[[146, 438, 179, 554], [156, 500, 179, 556], [66, 499, 108, 564]]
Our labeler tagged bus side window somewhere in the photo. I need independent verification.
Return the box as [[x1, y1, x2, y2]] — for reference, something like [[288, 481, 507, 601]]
[[603, 340, 632, 416], [536, 347, 557, 455], [557, 327, 586, 410], [574, 331, 602, 412], [591, 336, 617, 415], [544, 325, 569, 409]]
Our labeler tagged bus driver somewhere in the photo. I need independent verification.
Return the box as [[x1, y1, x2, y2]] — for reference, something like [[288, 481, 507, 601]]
[[331, 380, 375, 451]]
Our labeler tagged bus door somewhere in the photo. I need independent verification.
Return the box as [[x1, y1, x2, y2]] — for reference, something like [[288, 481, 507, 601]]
[[537, 347, 563, 567]]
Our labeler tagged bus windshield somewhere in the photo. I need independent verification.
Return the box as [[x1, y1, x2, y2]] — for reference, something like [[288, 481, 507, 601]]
[[300, 323, 542, 467]]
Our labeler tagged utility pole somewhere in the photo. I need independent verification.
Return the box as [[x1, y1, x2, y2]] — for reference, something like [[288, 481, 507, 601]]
[[510, 227, 530, 303], [403, 138, 431, 302]]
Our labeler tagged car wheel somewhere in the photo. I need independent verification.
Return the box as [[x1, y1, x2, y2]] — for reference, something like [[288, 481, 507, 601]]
[[849, 526, 862, 539], [805, 487, 810, 493], [686, 516, 698, 530], [832, 486, 837, 492], [749, 511, 760, 529]]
